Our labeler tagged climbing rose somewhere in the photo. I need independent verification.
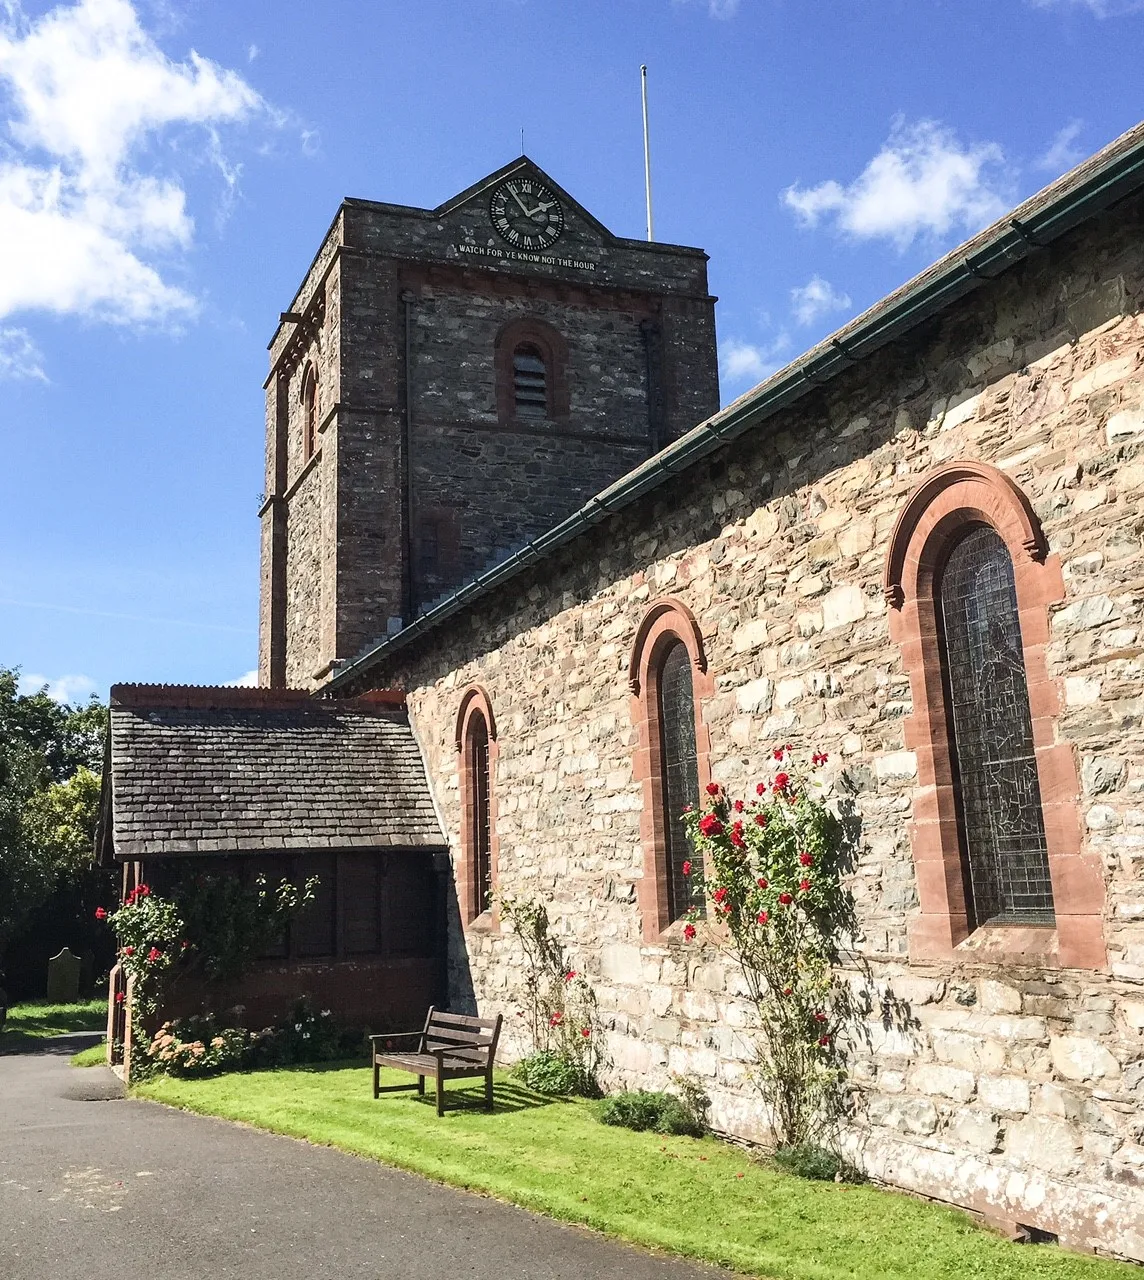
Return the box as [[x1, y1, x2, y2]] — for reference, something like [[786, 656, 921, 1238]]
[[779, 892, 793, 906], [138, 884, 150, 897], [773, 746, 785, 761], [814, 1011, 828, 1023], [699, 814, 724, 838], [115, 991, 125, 1004], [813, 751, 829, 767], [799, 878, 812, 893], [682, 860, 691, 877], [564, 970, 576, 981], [818, 1035, 831, 1048], [756, 911, 768, 925], [754, 813, 766, 827], [733, 799, 745, 813], [757, 877, 768, 889], [772, 772, 790, 792], [549, 1011, 564, 1026], [730, 830, 745, 849], [782, 987, 793, 996], [705, 782, 721, 796], [799, 852, 814, 867], [94, 907, 107, 920], [683, 923, 697, 941], [122, 946, 134, 957], [712, 887, 728, 904], [756, 782, 766, 796], [581, 1028, 591, 1039], [147, 947, 162, 963]]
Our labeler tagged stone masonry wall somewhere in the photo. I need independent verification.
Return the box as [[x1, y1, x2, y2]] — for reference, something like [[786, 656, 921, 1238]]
[[361, 194, 1144, 1260]]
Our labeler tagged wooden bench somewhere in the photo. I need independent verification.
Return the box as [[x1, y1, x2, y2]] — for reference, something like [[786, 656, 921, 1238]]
[[370, 1007, 503, 1116]]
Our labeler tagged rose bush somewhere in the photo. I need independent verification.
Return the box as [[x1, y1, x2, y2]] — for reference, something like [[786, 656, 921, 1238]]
[[682, 747, 850, 1148]]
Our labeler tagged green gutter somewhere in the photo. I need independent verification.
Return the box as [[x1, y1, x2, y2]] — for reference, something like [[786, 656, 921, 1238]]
[[325, 122, 1144, 696]]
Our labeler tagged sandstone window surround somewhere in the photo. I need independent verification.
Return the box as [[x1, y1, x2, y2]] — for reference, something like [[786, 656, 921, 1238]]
[[455, 685, 499, 929], [301, 362, 318, 463], [629, 598, 714, 942], [884, 460, 1106, 970], [494, 317, 569, 425]]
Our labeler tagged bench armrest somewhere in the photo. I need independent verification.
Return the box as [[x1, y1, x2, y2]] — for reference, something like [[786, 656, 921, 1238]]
[[369, 1030, 424, 1046]]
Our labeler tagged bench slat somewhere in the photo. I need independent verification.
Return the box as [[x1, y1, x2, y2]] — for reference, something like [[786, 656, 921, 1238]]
[[427, 1011, 499, 1030]]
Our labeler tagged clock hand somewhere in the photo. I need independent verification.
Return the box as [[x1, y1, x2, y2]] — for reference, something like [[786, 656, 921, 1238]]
[[510, 188, 534, 217]]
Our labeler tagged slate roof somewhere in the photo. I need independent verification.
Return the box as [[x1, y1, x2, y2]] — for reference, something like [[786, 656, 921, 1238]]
[[100, 686, 446, 860]]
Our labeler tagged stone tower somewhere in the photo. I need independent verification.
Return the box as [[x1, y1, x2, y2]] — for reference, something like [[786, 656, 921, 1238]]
[[258, 156, 719, 688]]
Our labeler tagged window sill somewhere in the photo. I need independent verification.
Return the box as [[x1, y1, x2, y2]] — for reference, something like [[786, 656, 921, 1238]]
[[465, 910, 499, 935], [909, 913, 1106, 970]]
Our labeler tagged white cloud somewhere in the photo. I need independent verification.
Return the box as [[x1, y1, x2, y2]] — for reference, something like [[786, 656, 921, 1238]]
[[1036, 119, 1085, 172], [17, 671, 99, 703], [226, 669, 259, 687], [790, 275, 852, 327], [675, 0, 740, 17], [0, 325, 46, 378], [719, 333, 791, 387], [1029, 0, 1144, 13], [247, 42, 258, 62], [0, 0, 265, 327], [782, 118, 1011, 250]]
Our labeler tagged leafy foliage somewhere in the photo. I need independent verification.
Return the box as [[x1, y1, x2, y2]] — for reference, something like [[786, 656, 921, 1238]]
[[499, 892, 602, 1096], [0, 667, 108, 959], [513, 1050, 586, 1096], [682, 747, 853, 1149], [772, 1142, 862, 1183], [599, 1086, 707, 1136]]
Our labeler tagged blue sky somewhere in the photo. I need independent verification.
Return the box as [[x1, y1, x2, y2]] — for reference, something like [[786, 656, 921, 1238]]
[[1, 0, 1140, 702]]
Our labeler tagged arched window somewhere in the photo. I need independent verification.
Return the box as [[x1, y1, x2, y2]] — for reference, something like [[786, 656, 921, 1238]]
[[495, 319, 569, 423], [456, 686, 498, 925], [467, 710, 492, 917], [658, 639, 700, 923], [937, 526, 1054, 926], [884, 461, 1104, 968], [302, 366, 318, 462], [629, 599, 714, 940], [512, 344, 547, 418]]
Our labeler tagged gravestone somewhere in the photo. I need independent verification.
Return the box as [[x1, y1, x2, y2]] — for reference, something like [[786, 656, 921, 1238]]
[[46, 948, 82, 1004]]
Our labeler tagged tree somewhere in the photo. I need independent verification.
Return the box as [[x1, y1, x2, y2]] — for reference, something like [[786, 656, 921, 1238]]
[[0, 667, 108, 964]]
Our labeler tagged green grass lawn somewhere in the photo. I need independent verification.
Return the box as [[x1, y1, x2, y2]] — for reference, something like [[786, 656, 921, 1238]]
[[0, 999, 106, 1052], [135, 1064, 1137, 1280], [70, 1043, 108, 1067]]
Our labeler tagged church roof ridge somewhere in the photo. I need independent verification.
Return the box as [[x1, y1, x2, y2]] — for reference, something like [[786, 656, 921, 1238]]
[[325, 117, 1144, 696]]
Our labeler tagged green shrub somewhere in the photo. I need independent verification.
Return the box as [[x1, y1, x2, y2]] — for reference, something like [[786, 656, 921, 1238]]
[[599, 1089, 705, 1137], [514, 1050, 599, 1097], [771, 1142, 861, 1182]]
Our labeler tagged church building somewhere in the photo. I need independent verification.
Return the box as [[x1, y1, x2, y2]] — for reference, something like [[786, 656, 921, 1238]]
[[100, 131, 1144, 1261]]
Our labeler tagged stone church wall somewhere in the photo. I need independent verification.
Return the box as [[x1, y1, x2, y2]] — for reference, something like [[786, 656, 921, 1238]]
[[365, 192, 1144, 1261]]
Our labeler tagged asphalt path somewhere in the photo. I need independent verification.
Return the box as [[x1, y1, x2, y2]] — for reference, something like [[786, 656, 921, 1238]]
[[0, 1043, 735, 1280]]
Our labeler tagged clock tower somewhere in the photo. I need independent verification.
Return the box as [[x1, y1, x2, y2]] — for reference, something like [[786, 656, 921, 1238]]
[[258, 157, 719, 688]]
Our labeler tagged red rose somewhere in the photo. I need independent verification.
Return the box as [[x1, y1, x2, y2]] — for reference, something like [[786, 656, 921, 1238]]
[[756, 782, 766, 796], [757, 877, 768, 889], [818, 1035, 831, 1048], [138, 884, 150, 897], [712, 887, 728, 903], [564, 970, 576, 981], [94, 907, 107, 920], [123, 946, 134, 957], [699, 814, 724, 838], [783, 987, 793, 996], [772, 772, 790, 792], [581, 1028, 591, 1039], [147, 947, 161, 963], [730, 831, 745, 849], [549, 1011, 564, 1026], [115, 991, 125, 1004], [813, 751, 829, 767], [754, 814, 766, 827], [683, 923, 697, 941], [705, 782, 721, 796], [814, 1011, 828, 1023], [779, 892, 793, 905], [772, 746, 785, 761], [799, 852, 814, 867], [799, 878, 811, 892], [733, 799, 745, 813], [756, 911, 768, 925], [682, 860, 691, 876]]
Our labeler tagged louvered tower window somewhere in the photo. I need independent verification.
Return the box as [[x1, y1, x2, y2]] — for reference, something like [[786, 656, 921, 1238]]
[[468, 710, 492, 916], [302, 367, 318, 461], [658, 640, 700, 922], [513, 343, 547, 418], [938, 525, 1055, 925]]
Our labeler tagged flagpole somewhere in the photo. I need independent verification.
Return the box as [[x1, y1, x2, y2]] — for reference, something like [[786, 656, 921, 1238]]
[[641, 64, 654, 242]]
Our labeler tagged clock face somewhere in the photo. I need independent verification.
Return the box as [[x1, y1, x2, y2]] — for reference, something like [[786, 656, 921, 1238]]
[[489, 177, 565, 251]]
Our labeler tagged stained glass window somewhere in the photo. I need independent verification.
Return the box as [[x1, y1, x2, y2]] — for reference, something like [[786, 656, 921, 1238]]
[[513, 344, 547, 417], [938, 525, 1055, 925], [468, 711, 492, 916], [658, 640, 700, 922]]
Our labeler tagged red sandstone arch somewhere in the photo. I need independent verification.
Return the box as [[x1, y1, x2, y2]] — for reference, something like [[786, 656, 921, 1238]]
[[885, 461, 1104, 969], [455, 685, 499, 927]]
